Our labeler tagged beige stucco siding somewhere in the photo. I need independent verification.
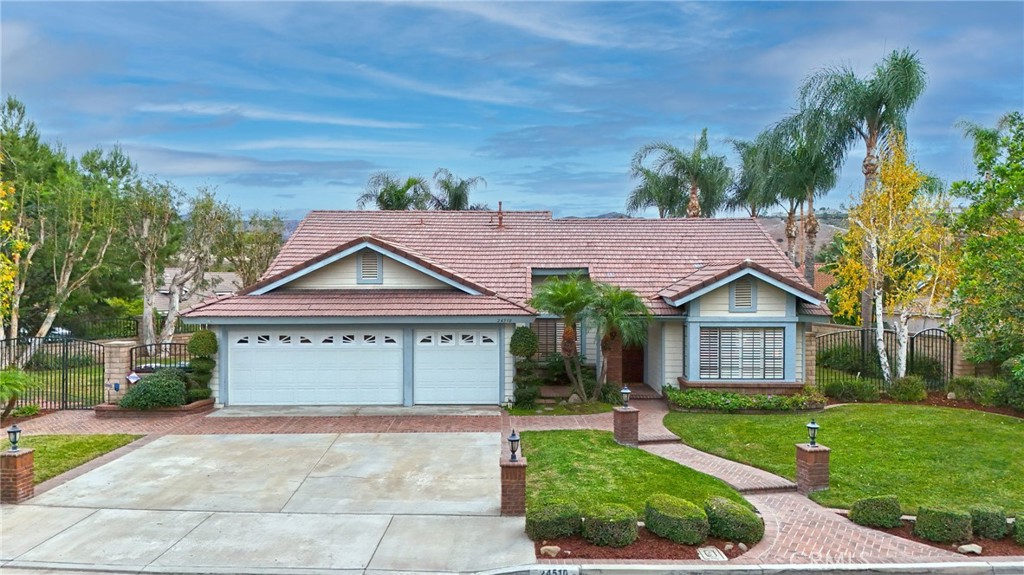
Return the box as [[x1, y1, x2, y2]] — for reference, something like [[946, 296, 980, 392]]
[[663, 322, 683, 385], [286, 253, 450, 290], [698, 279, 788, 317]]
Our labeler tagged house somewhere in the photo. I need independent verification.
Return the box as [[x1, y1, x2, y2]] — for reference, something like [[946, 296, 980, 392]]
[[155, 268, 242, 314], [182, 211, 830, 406]]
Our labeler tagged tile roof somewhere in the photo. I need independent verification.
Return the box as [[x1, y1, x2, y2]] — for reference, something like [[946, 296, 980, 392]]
[[813, 263, 837, 292], [657, 259, 825, 303], [186, 210, 829, 319]]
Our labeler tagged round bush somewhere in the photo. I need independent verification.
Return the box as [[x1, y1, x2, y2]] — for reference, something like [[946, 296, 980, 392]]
[[889, 376, 927, 402], [1014, 516, 1024, 546], [187, 330, 219, 357], [582, 503, 638, 547], [970, 506, 1008, 540], [119, 372, 187, 410], [913, 507, 972, 544], [849, 495, 903, 528], [644, 494, 709, 545], [187, 387, 213, 403], [189, 371, 213, 387], [704, 496, 764, 545], [509, 326, 539, 360], [821, 377, 880, 403], [190, 357, 216, 373], [525, 502, 581, 540]]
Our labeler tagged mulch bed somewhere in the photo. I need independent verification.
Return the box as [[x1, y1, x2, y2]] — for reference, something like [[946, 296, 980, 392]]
[[830, 393, 1022, 419], [535, 527, 746, 560], [875, 520, 1024, 556], [0, 409, 56, 427]]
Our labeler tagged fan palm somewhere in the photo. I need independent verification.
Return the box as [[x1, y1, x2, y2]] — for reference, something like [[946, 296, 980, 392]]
[[625, 166, 683, 218], [357, 172, 431, 210], [527, 273, 595, 400], [430, 168, 486, 210], [728, 139, 781, 218], [586, 283, 651, 392], [632, 128, 732, 218]]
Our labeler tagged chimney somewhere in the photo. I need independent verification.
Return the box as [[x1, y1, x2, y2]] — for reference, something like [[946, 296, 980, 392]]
[[497, 201, 504, 229]]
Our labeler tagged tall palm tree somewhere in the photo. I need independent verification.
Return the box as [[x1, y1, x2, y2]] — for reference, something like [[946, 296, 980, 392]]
[[625, 166, 682, 218], [727, 139, 781, 218], [632, 128, 732, 218], [586, 283, 651, 392], [801, 48, 927, 325], [430, 168, 486, 210], [357, 172, 431, 210], [527, 273, 595, 401]]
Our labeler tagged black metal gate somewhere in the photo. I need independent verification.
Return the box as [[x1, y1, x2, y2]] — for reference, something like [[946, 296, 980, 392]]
[[815, 328, 954, 392], [1, 337, 106, 410]]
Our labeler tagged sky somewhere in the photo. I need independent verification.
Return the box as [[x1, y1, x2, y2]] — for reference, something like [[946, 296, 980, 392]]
[[2, 1, 1022, 218]]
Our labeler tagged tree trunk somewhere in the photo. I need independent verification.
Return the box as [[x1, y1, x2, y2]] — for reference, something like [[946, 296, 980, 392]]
[[603, 330, 623, 393], [869, 234, 892, 385], [894, 307, 911, 380], [159, 282, 184, 344], [785, 209, 798, 264], [686, 181, 701, 218], [803, 191, 819, 286], [561, 321, 584, 399], [140, 261, 157, 346], [860, 142, 879, 329]]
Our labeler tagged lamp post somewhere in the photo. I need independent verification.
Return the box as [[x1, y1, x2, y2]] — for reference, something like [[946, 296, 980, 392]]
[[806, 419, 820, 447], [508, 429, 520, 462], [620, 385, 631, 408], [7, 424, 21, 452]]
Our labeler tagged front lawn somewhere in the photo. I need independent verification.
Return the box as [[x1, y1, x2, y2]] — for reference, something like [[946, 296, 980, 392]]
[[522, 429, 750, 515], [506, 402, 614, 416], [8, 434, 141, 484], [663, 404, 1024, 513]]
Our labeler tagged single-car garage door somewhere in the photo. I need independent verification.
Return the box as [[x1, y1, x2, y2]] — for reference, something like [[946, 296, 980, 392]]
[[228, 328, 404, 405], [414, 328, 499, 404]]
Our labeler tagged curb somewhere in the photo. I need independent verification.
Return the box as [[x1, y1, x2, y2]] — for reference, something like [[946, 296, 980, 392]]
[[479, 560, 1024, 575]]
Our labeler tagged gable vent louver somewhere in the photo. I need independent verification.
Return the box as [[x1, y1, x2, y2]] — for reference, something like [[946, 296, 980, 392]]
[[734, 278, 753, 308], [359, 251, 380, 281]]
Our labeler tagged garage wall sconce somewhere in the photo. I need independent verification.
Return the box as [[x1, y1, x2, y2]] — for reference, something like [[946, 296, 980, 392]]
[[508, 429, 520, 462]]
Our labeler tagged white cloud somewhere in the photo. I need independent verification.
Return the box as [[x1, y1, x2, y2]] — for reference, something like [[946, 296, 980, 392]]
[[135, 102, 420, 130], [426, 2, 621, 48]]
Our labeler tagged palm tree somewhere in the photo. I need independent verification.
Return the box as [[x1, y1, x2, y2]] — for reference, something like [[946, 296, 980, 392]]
[[632, 128, 732, 218], [586, 283, 651, 393], [357, 172, 431, 210], [430, 168, 486, 210], [801, 48, 927, 325], [527, 273, 595, 401], [727, 139, 781, 218], [625, 166, 682, 218]]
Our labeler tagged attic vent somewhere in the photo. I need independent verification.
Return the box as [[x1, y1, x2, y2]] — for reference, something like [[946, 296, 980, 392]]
[[733, 278, 754, 309], [358, 250, 381, 283]]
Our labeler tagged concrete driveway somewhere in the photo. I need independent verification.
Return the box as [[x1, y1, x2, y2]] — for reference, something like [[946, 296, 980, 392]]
[[1, 433, 536, 574]]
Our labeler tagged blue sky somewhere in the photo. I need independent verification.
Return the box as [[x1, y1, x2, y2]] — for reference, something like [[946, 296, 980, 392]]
[[3, 1, 1022, 218]]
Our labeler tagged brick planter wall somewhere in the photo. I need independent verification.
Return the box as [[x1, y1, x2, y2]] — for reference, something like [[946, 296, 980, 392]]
[[94, 398, 215, 419], [500, 457, 527, 516], [613, 406, 639, 447], [796, 443, 830, 495], [1, 449, 35, 503]]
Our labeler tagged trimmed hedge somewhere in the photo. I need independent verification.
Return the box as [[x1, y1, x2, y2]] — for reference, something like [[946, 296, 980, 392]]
[[821, 377, 880, 403], [664, 388, 826, 412], [970, 507, 1008, 540], [189, 357, 216, 373], [1015, 516, 1024, 546], [947, 376, 1007, 407], [848, 495, 903, 528], [582, 503, 638, 547], [513, 384, 540, 409], [644, 494, 709, 545], [889, 376, 927, 402], [187, 387, 213, 403], [913, 507, 972, 544], [1005, 356, 1024, 412], [704, 496, 764, 545], [187, 330, 219, 357], [526, 502, 581, 540], [510, 326, 539, 360], [119, 371, 187, 410]]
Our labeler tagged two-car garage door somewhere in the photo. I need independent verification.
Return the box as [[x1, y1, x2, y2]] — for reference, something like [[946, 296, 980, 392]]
[[227, 327, 500, 405]]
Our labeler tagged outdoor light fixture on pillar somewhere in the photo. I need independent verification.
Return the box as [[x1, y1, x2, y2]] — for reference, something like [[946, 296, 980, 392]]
[[806, 419, 820, 447], [7, 424, 21, 452], [620, 385, 631, 408], [508, 429, 520, 462]]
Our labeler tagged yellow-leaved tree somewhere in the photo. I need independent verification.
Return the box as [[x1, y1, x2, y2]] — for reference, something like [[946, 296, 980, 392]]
[[0, 167, 29, 326], [831, 133, 957, 384]]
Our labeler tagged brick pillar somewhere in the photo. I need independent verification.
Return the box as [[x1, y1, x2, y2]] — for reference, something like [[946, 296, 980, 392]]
[[795, 443, 830, 495], [500, 457, 527, 516], [804, 326, 817, 388], [1, 449, 35, 503], [103, 341, 136, 403], [613, 406, 639, 447]]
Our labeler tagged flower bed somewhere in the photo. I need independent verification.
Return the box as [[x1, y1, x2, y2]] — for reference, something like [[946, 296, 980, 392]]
[[665, 387, 826, 413]]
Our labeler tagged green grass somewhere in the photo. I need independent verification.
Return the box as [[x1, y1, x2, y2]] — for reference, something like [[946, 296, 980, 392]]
[[6, 434, 141, 484], [522, 429, 750, 515], [663, 404, 1024, 513], [817, 367, 885, 388], [506, 402, 615, 416], [24, 367, 105, 405]]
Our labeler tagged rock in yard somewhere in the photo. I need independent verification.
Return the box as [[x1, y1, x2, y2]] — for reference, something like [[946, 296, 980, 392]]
[[947, 392, 956, 400], [957, 544, 982, 555], [738, 542, 748, 552], [540, 545, 561, 557], [724, 543, 734, 551], [567, 394, 583, 404]]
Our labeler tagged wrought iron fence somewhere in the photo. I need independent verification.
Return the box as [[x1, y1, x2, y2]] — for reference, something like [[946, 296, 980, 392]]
[[129, 343, 193, 374], [61, 316, 139, 341], [156, 316, 206, 335], [1, 337, 105, 410], [816, 328, 953, 392]]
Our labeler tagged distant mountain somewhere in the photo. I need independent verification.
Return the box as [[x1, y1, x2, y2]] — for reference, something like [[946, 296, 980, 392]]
[[756, 216, 845, 258]]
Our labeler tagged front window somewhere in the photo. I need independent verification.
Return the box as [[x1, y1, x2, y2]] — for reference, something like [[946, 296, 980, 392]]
[[699, 327, 784, 379]]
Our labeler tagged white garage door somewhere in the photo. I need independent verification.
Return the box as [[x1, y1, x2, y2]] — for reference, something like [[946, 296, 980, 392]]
[[228, 328, 404, 405], [414, 329, 499, 404]]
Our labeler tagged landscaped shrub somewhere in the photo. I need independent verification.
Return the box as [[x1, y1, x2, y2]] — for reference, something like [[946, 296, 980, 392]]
[[1014, 516, 1024, 545], [118, 371, 187, 410], [889, 376, 927, 402], [970, 506, 1008, 539], [664, 388, 826, 413], [908, 357, 945, 389], [187, 330, 218, 390], [513, 383, 540, 409], [820, 376, 880, 403], [10, 404, 40, 418], [187, 330, 219, 357], [817, 344, 884, 379], [525, 502, 581, 540], [848, 495, 903, 528], [704, 496, 764, 545], [913, 507, 972, 544], [582, 503, 638, 547], [947, 376, 1007, 406], [644, 494, 709, 545], [187, 387, 213, 403], [510, 326, 539, 360], [1004, 354, 1024, 412], [189, 357, 216, 373]]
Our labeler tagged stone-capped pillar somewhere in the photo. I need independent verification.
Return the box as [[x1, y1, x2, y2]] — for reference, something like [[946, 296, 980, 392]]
[[795, 443, 830, 495], [613, 406, 639, 447], [103, 340, 137, 403], [1, 449, 35, 503], [500, 457, 527, 516]]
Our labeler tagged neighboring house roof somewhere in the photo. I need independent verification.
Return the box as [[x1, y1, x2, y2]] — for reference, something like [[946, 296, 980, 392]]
[[185, 211, 828, 319], [156, 268, 242, 313], [813, 263, 836, 293]]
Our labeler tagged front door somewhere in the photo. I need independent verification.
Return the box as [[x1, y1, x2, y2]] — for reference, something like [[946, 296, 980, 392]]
[[622, 345, 644, 383]]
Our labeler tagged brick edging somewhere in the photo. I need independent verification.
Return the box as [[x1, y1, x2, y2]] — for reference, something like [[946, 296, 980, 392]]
[[94, 398, 215, 419]]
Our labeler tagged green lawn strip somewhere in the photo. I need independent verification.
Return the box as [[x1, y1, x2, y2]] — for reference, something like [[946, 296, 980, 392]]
[[522, 429, 750, 516], [817, 367, 885, 388], [9, 434, 141, 484], [663, 404, 1024, 513], [506, 402, 614, 416]]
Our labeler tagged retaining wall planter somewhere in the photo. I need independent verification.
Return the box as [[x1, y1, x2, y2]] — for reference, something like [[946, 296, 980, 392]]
[[94, 398, 214, 419]]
